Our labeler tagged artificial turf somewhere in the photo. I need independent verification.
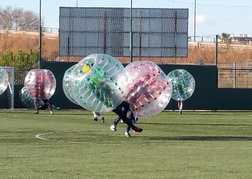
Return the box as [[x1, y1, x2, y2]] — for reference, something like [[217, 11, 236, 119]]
[[0, 109, 252, 179]]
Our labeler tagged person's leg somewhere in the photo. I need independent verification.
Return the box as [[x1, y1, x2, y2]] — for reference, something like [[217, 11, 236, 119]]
[[127, 109, 137, 124], [178, 101, 183, 114], [51, 104, 56, 109], [125, 109, 139, 136], [136, 117, 139, 122], [50, 102, 61, 110], [110, 107, 125, 131], [100, 115, 105, 123], [112, 107, 143, 133], [55, 105, 61, 110], [93, 111, 98, 121], [110, 115, 120, 131], [45, 101, 53, 114], [124, 125, 131, 137], [92, 111, 104, 122], [125, 110, 132, 136], [34, 99, 39, 114], [97, 113, 105, 123]]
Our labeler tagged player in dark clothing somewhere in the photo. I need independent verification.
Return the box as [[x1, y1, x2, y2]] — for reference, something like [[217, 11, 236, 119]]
[[110, 106, 138, 137], [34, 99, 53, 114], [33, 72, 53, 114], [38, 101, 61, 110], [110, 106, 133, 137], [111, 101, 143, 137]]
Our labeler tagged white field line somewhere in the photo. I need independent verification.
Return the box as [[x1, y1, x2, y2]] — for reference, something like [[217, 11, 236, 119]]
[[35, 132, 252, 149], [35, 132, 56, 141], [35, 131, 121, 144]]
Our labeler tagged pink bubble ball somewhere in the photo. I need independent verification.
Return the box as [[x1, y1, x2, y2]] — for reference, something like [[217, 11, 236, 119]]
[[24, 69, 56, 100], [125, 61, 173, 118]]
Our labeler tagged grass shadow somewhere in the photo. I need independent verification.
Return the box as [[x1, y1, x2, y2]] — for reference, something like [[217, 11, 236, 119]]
[[142, 122, 252, 127], [147, 135, 252, 141]]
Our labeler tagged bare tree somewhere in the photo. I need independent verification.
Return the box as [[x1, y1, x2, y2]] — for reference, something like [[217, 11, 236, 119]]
[[0, 6, 40, 31], [0, 6, 12, 29]]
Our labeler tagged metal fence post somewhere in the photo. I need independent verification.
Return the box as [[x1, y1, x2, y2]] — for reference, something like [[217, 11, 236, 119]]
[[233, 63, 236, 88], [215, 34, 218, 66]]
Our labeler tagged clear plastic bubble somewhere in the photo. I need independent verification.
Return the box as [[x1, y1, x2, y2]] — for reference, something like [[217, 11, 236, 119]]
[[125, 61, 173, 118], [62, 64, 79, 105], [0, 67, 8, 95], [167, 69, 195, 101], [69, 53, 129, 112], [24, 69, 56, 100], [19, 87, 43, 108]]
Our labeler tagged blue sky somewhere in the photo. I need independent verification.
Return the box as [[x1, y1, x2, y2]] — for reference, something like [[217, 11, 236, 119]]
[[1, 0, 252, 39]]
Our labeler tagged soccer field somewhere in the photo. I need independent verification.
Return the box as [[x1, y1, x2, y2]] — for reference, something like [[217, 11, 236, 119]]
[[0, 109, 252, 179]]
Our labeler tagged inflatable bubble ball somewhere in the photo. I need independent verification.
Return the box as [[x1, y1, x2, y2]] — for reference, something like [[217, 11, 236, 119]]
[[24, 69, 56, 100], [69, 53, 129, 112], [19, 87, 44, 109], [0, 67, 8, 95], [167, 69, 195, 101], [62, 64, 79, 105], [125, 61, 173, 118]]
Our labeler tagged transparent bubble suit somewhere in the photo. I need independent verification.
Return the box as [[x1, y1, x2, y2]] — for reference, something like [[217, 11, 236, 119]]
[[125, 61, 173, 118], [24, 69, 56, 100], [69, 54, 129, 112], [167, 69, 195, 101]]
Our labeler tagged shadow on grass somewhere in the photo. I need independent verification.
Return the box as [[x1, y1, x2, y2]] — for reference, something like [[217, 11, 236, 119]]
[[162, 111, 252, 115], [142, 122, 252, 127], [147, 136, 252, 141]]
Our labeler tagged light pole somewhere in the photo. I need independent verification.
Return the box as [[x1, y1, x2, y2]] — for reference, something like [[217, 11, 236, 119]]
[[193, 0, 196, 42], [129, 0, 133, 63], [76, 0, 78, 7], [38, 0, 42, 69]]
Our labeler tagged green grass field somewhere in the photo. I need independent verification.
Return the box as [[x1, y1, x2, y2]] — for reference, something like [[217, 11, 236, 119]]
[[1, 109, 252, 179]]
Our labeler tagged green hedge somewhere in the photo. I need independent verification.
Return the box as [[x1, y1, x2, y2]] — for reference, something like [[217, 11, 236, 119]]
[[0, 50, 38, 70]]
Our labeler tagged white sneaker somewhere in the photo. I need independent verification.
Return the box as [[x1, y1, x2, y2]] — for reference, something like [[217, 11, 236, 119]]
[[110, 125, 116, 131], [125, 131, 131, 137], [50, 110, 54, 114]]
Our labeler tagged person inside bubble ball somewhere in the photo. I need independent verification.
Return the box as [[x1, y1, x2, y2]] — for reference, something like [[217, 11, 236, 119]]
[[127, 73, 163, 110], [34, 99, 53, 114], [83, 62, 116, 108], [33, 75, 53, 114], [126, 74, 151, 103], [177, 100, 183, 115], [110, 106, 138, 137], [177, 84, 185, 115], [88, 77, 114, 108], [111, 101, 143, 137]]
